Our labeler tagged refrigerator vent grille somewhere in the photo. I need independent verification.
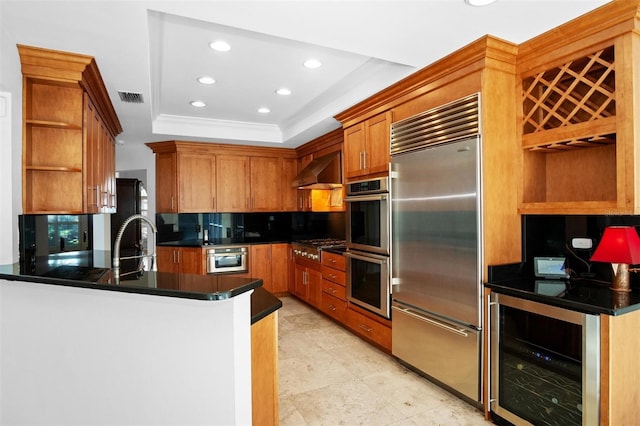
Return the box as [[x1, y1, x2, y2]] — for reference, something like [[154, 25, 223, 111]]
[[391, 93, 479, 155]]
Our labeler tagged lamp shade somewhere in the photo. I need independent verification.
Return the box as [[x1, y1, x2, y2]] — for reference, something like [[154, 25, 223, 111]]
[[590, 226, 640, 265]]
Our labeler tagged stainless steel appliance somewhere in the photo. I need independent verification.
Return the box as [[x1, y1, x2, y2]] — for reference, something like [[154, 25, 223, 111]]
[[390, 94, 483, 402], [345, 177, 389, 255], [345, 250, 390, 318], [344, 176, 392, 318], [490, 293, 600, 425], [206, 246, 248, 274]]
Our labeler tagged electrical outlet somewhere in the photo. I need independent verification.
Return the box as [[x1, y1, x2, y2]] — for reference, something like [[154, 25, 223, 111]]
[[571, 237, 593, 250]]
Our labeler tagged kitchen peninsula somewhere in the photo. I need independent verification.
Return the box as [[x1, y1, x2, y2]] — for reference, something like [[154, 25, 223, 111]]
[[0, 251, 281, 426]]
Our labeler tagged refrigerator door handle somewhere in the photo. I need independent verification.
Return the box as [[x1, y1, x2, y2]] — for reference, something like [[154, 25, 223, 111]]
[[392, 305, 469, 337]]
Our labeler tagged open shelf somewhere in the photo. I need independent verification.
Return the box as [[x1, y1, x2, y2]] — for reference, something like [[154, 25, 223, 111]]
[[518, 45, 627, 213]]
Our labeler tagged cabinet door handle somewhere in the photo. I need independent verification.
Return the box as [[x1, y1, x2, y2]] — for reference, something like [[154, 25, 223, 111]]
[[362, 151, 367, 170], [171, 196, 175, 211], [359, 152, 363, 170], [328, 304, 336, 311], [359, 323, 373, 333], [212, 196, 215, 210]]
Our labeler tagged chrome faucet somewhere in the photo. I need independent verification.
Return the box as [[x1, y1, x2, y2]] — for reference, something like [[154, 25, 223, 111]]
[[112, 214, 158, 283]]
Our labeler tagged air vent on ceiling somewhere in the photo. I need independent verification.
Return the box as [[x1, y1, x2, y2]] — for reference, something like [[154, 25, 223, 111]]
[[117, 91, 144, 104]]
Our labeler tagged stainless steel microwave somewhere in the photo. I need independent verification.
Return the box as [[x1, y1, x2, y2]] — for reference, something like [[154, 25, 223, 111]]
[[206, 246, 248, 274]]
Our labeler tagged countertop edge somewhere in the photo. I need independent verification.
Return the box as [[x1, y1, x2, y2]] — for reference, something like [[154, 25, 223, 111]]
[[251, 287, 282, 324], [0, 271, 262, 301], [484, 281, 638, 316]]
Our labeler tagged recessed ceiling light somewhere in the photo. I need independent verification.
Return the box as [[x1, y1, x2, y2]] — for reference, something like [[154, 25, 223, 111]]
[[465, 0, 497, 6], [258, 107, 271, 114], [303, 59, 322, 69], [197, 76, 216, 85], [190, 100, 206, 108], [276, 88, 291, 96], [209, 40, 231, 52]]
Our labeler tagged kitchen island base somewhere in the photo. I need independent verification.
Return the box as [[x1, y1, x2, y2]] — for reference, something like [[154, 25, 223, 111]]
[[0, 278, 253, 425]]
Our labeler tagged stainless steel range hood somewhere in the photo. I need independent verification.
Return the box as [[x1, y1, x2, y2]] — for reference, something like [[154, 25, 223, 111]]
[[292, 151, 342, 189]]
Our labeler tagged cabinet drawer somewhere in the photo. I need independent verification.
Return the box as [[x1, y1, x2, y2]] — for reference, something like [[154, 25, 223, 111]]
[[321, 279, 346, 300], [345, 307, 391, 351], [320, 292, 347, 323], [322, 268, 345, 286], [321, 252, 345, 271]]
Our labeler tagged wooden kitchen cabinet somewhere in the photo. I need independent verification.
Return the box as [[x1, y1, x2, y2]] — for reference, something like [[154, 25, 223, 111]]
[[343, 111, 391, 180], [250, 157, 280, 211], [516, 1, 640, 214], [149, 141, 298, 213], [251, 310, 279, 426], [270, 244, 290, 294], [154, 151, 216, 213], [85, 95, 116, 213], [294, 259, 322, 308], [247, 243, 290, 294], [217, 154, 250, 212], [345, 304, 392, 352], [156, 246, 204, 275], [320, 251, 347, 322], [19, 45, 121, 214], [179, 153, 216, 212], [281, 158, 298, 212]]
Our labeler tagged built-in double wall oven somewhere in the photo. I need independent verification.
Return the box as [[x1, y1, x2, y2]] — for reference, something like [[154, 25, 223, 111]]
[[344, 177, 391, 319]]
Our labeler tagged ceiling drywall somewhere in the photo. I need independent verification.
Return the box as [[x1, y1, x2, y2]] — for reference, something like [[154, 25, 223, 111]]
[[0, 0, 610, 149]]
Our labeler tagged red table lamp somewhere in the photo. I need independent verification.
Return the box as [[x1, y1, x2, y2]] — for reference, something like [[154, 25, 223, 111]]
[[590, 226, 640, 292]]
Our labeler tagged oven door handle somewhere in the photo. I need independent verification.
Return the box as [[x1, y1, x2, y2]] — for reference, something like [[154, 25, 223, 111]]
[[344, 194, 387, 203]]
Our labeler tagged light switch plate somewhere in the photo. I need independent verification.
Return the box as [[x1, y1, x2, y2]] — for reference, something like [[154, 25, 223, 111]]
[[572, 237, 593, 249]]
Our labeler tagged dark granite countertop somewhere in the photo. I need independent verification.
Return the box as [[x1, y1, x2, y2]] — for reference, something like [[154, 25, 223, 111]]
[[486, 262, 640, 316], [158, 238, 291, 248], [1, 250, 281, 323]]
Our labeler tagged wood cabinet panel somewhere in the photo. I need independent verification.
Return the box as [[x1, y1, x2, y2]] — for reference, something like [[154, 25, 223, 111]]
[[148, 141, 299, 213], [343, 111, 391, 179], [19, 45, 121, 214], [250, 157, 281, 211], [251, 311, 279, 426], [155, 153, 177, 213], [343, 123, 366, 180], [270, 244, 290, 294], [345, 306, 391, 352], [247, 243, 290, 294], [156, 246, 203, 275], [321, 251, 346, 271], [250, 244, 273, 292], [216, 155, 250, 212], [320, 292, 347, 323], [178, 153, 216, 212], [321, 280, 345, 300], [281, 158, 298, 212]]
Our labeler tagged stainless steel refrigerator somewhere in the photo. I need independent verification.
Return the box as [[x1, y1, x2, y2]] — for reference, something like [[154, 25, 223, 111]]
[[390, 94, 482, 403]]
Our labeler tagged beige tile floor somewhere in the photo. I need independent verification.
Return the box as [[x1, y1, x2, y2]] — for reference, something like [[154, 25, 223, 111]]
[[277, 296, 493, 425]]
